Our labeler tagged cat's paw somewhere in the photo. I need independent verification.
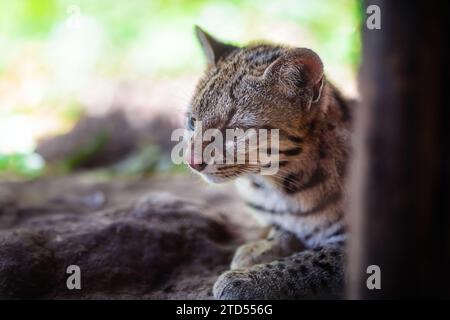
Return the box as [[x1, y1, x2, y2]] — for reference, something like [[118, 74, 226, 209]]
[[230, 230, 304, 270], [230, 240, 278, 270], [213, 270, 260, 300]]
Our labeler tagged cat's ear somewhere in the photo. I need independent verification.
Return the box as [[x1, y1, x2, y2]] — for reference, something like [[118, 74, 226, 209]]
[[195, 26, 238, 65], [263, 48, 324, 104]]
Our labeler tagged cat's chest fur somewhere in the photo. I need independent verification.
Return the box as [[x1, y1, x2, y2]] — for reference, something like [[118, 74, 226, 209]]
[[235, 173, 347, 249]]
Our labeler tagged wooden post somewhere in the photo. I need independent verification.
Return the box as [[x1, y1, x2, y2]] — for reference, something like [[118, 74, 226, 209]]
[[348, 0, 450, 298]]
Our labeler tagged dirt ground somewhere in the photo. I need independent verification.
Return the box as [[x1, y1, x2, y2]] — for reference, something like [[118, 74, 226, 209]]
[[0, 174, 263, 299]]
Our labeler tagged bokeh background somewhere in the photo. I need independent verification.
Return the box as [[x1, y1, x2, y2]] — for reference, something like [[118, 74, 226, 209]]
[[0, 0, 361, 179]]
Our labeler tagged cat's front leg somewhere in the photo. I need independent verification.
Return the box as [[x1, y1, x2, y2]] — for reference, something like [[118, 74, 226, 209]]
[[214, 245, 344, 300], [231, 227, 304, 270]]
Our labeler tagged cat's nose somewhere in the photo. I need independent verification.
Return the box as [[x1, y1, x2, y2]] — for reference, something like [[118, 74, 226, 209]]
[[189, 162, 207, 172], [186, 140, 208, 172], [186, 147, 207, 171]]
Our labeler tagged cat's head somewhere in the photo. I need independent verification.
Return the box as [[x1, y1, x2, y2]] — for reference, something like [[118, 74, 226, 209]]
[[185, 26, 325, 183]]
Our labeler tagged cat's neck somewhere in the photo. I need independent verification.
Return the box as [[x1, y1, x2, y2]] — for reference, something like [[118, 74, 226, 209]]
[[263, 83, 349, 200]]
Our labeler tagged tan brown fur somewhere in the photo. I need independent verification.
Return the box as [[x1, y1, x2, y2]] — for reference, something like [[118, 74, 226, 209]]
[[186, 27, 351, 299]]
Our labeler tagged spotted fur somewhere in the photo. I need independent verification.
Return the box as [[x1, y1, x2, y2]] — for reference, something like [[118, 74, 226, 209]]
[[187, 27, 352, 299]]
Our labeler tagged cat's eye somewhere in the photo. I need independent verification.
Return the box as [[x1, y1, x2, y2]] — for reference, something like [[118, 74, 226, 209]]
[[187, 116, 196, 131]]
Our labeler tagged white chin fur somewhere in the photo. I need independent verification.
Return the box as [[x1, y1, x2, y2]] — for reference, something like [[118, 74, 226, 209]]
[[199, 173, 231, 184]]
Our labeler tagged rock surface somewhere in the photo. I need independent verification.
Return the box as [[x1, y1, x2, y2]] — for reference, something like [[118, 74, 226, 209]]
[[0, 175, 261, 299]]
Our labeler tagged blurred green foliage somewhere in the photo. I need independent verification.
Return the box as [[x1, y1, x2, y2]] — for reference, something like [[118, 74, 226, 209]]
[[0, 0, 361, 74], [0, 152, 45, 178], [0, 0, 361, 178]]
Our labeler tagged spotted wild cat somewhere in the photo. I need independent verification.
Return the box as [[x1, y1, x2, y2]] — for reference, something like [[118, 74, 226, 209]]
[[185, 27, 352, 299]]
